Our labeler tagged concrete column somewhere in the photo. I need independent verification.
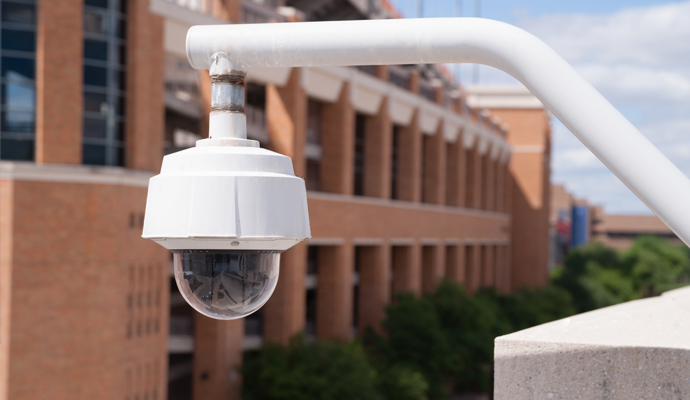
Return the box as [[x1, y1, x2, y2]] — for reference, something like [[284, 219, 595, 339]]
[[391, 244, 422, 297], [316, 244, 354, 341], [267, 68, 307, 178], [422, 127, 447, 204], [445, 244, 465, 285], [398, 113, 422, 202], [481, 245, 495, 288], [422, 245, 445, 294], [321, 83, 355, 194], [364, 98, 393, 198], [357, 244, 390, 334], [126, 0, 164, 172], [193, 316, 244, 400], [36, 0, 83, 164], [262, 243, 307, 344]]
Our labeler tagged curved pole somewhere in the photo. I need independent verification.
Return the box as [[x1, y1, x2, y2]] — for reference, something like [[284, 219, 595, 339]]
[[186, 18, 690, 247]]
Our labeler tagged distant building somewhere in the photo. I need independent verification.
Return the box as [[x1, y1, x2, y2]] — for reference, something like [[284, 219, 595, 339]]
[[592, 213, 680, 251], [550, 185, 680, 262]]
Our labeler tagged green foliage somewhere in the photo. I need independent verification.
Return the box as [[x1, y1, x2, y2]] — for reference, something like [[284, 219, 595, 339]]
[[552, 242, 623, 312], [243, 237, 689, 400], [497, 285, 576, 331], [620, 236, 690, 296], [242, 335, 383, 400], [364, 281, 574, 399], [553, 237, 690, 312], [374, 363, 429, 400]]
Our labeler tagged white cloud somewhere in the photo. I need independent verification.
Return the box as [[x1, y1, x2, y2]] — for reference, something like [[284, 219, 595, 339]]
[[511, 2, 690, 214], [518, 2, 690, 68]]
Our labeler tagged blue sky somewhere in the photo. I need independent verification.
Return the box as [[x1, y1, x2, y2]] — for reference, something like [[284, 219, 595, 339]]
[[390, 0, 690, 215]]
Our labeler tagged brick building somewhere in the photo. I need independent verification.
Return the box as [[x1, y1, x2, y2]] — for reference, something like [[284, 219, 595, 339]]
[[0, 1, 552, 399]]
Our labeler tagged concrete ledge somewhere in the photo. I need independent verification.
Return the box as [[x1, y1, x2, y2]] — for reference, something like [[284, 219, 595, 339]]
[[495, 286, 690, 399]]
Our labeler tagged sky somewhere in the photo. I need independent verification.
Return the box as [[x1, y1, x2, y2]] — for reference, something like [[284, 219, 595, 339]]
[[389, 0, 690, 215]]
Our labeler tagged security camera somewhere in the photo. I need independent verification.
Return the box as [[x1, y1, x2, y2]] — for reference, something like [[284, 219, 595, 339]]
[[142, 72, 311, 320], [143, 141, 310, 320]]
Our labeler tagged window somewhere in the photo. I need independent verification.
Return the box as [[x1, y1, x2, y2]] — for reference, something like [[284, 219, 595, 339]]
[[82, 0, 127, 166], [0, 0, 37, 161], [355, 65, 376, 76], [244, 307, 263, 336], [464, 245, 474, 290], [389, 65, 411, 91], [421, 134, 429, 203], [352, 247, 361, 336], [465, 147, 475, 208], [419, 79, 436, 102], [246, 82, 269, 145], [306, 99, 322, 191], [391, 125, 401, 200], [445, 141, 458, 206], [305, 246, 319, 337], [353, 113, 366, 196], [445, 245, 458, 278]]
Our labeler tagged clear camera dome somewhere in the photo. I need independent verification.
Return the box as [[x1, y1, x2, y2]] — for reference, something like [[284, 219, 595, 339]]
[[172, 250, 280, 320]]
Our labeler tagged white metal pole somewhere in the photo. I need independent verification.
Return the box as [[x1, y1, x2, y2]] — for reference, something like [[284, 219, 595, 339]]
[[186, 18, 690, 247]]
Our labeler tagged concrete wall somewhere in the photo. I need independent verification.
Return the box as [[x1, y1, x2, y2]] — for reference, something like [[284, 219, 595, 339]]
[[495, 286, 690, 400]]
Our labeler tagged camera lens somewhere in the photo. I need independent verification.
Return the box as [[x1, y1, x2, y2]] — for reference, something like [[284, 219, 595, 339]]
[[172, 250, 280, 320]]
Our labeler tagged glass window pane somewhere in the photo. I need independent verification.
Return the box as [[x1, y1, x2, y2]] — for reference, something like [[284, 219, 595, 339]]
[[84, 91, 108, 114], [83, 65, 107, 87], [1, 2, 36, 24], [113, 69, 126, 91], [84, 39, 108, 60], [116, 121, 125, 141], [83, 117, 107, 138], [84, 11, 107, 35], [83, 143, 106, 165], [1, 29, 35, 52], [117, 18, 126, 39], [117, 44, 126, 65], [117, 95, 126, 116], [0, 138, 33, 161], [85, 0, 109, 9], [2, 80, 35, 111], [111, 144, 124, 166], [1, 110, 34, 132], [2, 56, 35, 79]]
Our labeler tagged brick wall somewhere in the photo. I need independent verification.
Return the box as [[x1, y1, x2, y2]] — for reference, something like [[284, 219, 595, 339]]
[[1, 179, 168, 400]]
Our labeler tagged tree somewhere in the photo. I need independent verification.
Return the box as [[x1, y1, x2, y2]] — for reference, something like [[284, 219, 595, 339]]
[[620, 236, 690, 297], [242, 335, 383, 400], [552, 242, 634, 312]]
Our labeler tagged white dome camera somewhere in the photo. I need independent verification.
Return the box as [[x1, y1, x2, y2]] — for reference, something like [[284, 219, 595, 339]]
[[143, 68, 310, 320]]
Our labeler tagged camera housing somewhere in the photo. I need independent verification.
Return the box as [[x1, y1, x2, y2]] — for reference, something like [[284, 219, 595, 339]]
[[142, 139, 311, 319]]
